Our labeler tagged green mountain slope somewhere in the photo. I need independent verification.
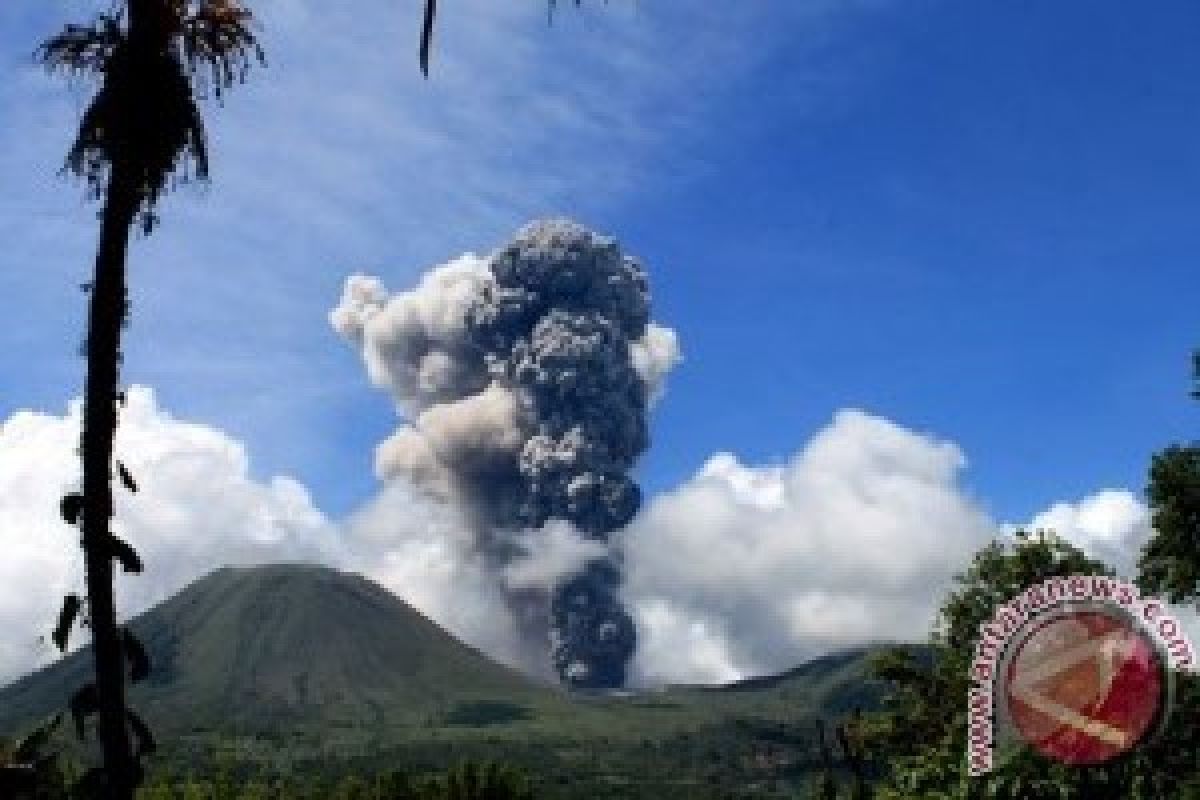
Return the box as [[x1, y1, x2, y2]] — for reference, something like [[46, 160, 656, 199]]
[[0, 564, 905, 797], [0, 564, 557, 735]]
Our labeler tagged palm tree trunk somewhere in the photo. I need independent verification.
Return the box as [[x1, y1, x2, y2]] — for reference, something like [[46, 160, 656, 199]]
[[82, 161, 139, 800]]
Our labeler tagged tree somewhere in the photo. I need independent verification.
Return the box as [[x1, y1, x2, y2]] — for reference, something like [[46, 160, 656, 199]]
[[861, 530, 1200, 799], [808, 718, 840, 800], [331, 775, 371, 800], [376, 769, 423, 800], [38, 2, 264, 797], [807, 715, 870, 800], [36, 3, 596, 796], [437, 761, 534, 800], [0, 715, 70, 799], [1137, 350, 1200, 604]]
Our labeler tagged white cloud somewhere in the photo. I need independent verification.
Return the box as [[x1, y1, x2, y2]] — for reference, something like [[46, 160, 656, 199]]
[[621, 434, 1194, 686], [0, 386, 588, 684], [337, 480, 538, 676], [1022, 489, 1152, 579], [0, 0, 883, 513], [4, 390, 1184, 690], [0, 387, 338, 684], [1011, 489, 1200, 658], [630, 323, 683, 406], [620, 409, 998, 685]]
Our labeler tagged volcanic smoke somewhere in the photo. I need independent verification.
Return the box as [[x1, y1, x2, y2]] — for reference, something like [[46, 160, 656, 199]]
[[331, 219, 680, 688]]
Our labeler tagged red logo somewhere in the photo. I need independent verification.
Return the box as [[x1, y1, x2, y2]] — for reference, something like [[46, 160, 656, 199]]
[[1003, 609, 1165, 765]]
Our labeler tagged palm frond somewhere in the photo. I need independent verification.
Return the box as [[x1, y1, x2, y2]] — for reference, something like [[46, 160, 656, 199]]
[[422, 1, 598, 76], [65, 41, 208, 207], [419, 0, 437, 77], [182, 0, 265, 99], [36, 14, 122, 75], [41, 1, 265, 215]]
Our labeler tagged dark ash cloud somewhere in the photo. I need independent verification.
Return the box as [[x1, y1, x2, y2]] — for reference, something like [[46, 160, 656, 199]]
[[332, 219, 680, 688]]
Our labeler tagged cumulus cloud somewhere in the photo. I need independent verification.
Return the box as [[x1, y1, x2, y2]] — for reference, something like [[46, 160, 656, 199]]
[[1011, 489, 1200, 655], [618, 427, 1193, 686], [1022, 489, 1152, 579], [0, 387, 338, 683], [619, 409, 999, 685], [0, 383, 622, 685], [0, 387, 1183, 689], [622, 470, 1194, 684]]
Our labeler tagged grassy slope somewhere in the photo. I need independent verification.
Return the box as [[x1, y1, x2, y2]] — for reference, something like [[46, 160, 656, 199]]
[[0, 565, 900, 797], [0, 565, 559, 733]]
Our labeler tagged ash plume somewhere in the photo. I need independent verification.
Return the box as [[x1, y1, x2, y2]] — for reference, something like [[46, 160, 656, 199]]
[[331, 219, 680, 688]]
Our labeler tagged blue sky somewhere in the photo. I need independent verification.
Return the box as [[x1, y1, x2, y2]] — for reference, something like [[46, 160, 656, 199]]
[[1, 0, 1196, 526]]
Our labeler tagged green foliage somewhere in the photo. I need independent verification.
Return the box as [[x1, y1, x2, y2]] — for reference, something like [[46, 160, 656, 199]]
[[376, 769, 423, 800], [806, 770, 839, 800], [133, 762, 535, 800], [1, 565, 896, 797], [805, 715, 870, 800], [1137, 350, 1200, 603], [1137, 444, 1200, 604], [864, 532, 1109, 773], [442, 702, 532, 727], [437, 761, 533, 800], [862, 530, 1200, 799], [0, 716, 72, 800], [332, 774, 371, 800]]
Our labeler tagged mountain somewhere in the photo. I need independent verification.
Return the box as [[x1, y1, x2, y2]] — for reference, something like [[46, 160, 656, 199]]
[[0, 564, 901, 796], [0, 564, 558, 736]]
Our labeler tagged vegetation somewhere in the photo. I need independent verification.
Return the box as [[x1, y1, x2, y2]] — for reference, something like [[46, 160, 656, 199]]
[[861, 529, 1200, 799], [0, 565, 893, 798], [856, 350, 1200, 798], [23, 0, 1197, 786], [5, 508, 1195, 798], [38, 1, 266, 796], [804, 715, 869, 800], [1137, 350, 1200, 604], [0, 715, 73, 799], [33, 1, 594, 796], [132, 761, 534, 800]]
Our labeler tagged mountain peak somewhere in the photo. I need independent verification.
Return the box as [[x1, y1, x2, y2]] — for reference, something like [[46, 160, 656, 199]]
[[0, 563, 550, 735]]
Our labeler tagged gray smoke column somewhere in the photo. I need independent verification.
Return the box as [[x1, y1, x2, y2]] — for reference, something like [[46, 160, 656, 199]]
[[331, 219, 680, 688]]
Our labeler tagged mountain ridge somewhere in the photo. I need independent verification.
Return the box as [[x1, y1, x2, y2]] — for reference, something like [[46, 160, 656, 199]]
[[0, 563, 907, 796], [0, 563, 557, 735], [0, 564, 901, 767]]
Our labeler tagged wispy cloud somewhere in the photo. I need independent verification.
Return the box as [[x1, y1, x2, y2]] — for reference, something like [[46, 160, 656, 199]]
[[0, 2, 883, 516]]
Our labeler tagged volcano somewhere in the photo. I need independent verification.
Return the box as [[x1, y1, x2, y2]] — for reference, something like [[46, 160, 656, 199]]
[[0, 564, 559, 736], [0, 564, 901, 796]]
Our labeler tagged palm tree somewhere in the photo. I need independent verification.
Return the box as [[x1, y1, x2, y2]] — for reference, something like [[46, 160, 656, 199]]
[[38, 2, 262, 796], [38, 1, 584, 796]]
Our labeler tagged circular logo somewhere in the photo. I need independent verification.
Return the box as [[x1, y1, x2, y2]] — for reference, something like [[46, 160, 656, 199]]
[[1003, 608, 1166, 765]]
